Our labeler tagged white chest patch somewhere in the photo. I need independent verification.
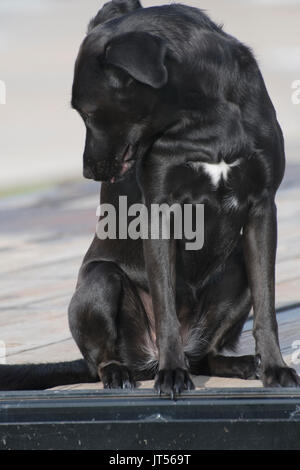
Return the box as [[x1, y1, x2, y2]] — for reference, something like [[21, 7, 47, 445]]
[[190, 159, 240, 186]]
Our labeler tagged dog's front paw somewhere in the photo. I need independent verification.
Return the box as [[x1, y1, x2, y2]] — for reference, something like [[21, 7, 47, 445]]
[[262, 365, 300, 388], [99, 363, 136, 389], [154, 368, 195, 399]]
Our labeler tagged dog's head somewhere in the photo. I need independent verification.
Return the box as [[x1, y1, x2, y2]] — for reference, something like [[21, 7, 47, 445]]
[[71, 1, 172, 183]]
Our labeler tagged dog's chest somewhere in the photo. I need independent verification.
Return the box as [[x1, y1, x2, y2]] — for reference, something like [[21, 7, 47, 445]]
[[187, 159, 241, 210], [166, 156, 251, 276], [190, 159, 239, 185], [167, 156, 248, 215]]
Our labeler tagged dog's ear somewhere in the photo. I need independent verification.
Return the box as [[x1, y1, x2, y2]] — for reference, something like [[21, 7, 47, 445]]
[[105, 32, 168, 89]]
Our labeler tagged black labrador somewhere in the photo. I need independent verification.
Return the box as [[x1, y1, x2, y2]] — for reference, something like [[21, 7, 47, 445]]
[[1, 0, 299, 395]]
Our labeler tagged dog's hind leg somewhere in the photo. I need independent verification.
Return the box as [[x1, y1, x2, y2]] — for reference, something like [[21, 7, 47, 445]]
[[187, 246, 260, 380], [68, 260, 156, 388], [68, 261, 132, 388], [191, 355, 259, 380]]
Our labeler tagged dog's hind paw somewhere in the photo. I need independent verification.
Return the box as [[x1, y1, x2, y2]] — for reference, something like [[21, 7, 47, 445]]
[[99, 363, 136, 389], [154, 368, 195, 399], [262, 365, 300, 388]]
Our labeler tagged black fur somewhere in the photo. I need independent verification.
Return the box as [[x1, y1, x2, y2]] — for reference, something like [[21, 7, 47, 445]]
[[1, 1, 298, 395]]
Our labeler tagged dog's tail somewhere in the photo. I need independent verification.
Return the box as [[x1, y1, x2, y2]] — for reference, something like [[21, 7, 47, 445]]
[[0, 360, 99, 391]]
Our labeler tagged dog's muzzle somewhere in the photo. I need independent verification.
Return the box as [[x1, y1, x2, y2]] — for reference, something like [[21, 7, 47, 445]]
[[83, 143, 137, 183], [110, 144, 136, 184]]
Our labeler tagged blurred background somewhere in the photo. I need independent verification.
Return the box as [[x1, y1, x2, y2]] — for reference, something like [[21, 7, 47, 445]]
[[0, 0, 299, 192]]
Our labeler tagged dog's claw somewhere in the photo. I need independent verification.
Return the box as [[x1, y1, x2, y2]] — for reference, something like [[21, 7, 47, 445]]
[[100, 363, 136, 389], [122, 378, 134, 389], [262, 365, 300, 388], [154, 368, 195, 399]]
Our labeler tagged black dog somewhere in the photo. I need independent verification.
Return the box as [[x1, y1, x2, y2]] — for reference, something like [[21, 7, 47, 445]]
[[1, 0, 299, 395]]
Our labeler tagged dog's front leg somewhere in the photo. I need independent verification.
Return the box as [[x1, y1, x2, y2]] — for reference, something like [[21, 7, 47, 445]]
[[143, 236, 195, 396], [243, 196, 299, 387], [143, 235, 195, 397]]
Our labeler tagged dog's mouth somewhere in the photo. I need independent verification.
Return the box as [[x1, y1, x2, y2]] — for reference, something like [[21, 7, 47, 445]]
[[110, 144, 137, 184]]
